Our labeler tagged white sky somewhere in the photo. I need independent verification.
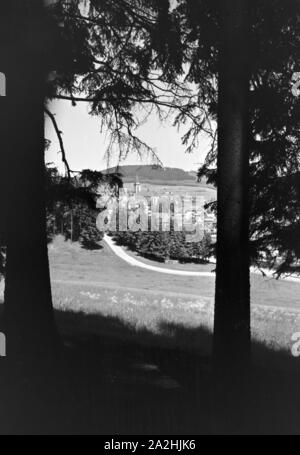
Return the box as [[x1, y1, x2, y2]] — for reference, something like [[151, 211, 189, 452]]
[[45, 99, 211, 173]]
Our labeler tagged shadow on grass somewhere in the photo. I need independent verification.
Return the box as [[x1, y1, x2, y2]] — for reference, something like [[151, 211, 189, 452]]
[[80, 239, 103, 251], [47, 235, 103, 251], [1, 307, 300, 434]]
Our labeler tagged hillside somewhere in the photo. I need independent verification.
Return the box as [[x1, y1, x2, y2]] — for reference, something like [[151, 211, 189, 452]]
[[103, 165, 209, 186]]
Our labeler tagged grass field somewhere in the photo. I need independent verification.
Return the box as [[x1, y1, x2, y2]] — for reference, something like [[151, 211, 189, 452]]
[[44, 236, 300, 364], [0, 236, 299, 358]]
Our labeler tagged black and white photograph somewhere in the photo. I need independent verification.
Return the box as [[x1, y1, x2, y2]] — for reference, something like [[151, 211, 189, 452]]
[[0, 0, 300, 436]]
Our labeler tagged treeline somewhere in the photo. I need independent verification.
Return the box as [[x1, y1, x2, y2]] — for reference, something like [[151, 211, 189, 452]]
[[46, 166, 122, 249], [111, 230, 212, 263], [46, 203, 103, 249]]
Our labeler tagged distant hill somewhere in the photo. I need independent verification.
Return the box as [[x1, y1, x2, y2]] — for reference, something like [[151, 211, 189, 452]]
[[103, 165, 209, 186]]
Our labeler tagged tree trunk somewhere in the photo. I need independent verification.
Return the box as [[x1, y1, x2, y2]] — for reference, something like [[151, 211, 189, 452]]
[[70, 208, 74, 242], [212, 0, 251, 431], [0, 1, 60, 357]]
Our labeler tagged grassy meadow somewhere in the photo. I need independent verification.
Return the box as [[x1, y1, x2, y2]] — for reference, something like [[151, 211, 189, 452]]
[[44, 236, 300, 365]]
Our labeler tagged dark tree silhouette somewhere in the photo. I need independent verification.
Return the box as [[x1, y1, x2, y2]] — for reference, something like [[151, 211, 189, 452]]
[[213, 0, 251, 373], [177, 0, 299, 364], [45, 165, 122, 246], [0, 1, 60, 356], [195, 0, 300, 278], [210, 0, 251, 432]]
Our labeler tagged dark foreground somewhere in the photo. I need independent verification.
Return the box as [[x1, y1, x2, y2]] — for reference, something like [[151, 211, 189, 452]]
[[0, 310, 300, 435]]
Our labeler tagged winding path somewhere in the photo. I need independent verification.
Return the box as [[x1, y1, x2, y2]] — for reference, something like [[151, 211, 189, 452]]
[[103, 234, 300, 283], [103, 234, 215, 277]]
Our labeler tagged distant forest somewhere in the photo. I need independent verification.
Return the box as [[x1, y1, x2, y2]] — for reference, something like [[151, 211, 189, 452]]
[[103, 165, 211, 187]]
